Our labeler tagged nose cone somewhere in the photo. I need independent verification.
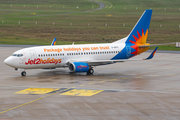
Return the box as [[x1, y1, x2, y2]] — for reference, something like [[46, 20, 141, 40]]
[[4, 57, 13, 67]]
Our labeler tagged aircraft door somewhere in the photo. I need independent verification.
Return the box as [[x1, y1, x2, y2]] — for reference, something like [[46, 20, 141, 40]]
[[19, 50, 26, 64], [30, 50, 37, 60]]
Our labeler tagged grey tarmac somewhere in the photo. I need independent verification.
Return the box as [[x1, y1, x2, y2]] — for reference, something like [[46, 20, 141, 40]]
[[0, 46, 180, 120]]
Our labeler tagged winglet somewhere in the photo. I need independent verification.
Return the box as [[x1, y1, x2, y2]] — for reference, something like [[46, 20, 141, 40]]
[[144, 47, 158, 60], [51, 38, 56, 46]]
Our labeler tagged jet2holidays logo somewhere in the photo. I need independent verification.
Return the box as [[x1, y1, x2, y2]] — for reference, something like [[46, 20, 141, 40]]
[[25, 58, 62, 65]]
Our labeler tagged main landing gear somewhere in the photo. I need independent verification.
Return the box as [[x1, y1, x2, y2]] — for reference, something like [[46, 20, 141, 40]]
[[87, 68, 94, 75], [21, 71, 26, 76]]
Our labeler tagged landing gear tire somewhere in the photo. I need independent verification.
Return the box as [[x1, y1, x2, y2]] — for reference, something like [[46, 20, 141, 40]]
[[69, 72, 75, 74], [87, 68, 94, 75], [21, 71, 26, 76]]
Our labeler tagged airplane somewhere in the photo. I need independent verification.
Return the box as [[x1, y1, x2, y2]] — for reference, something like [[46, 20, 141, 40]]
[[4, 9, 168, 76]]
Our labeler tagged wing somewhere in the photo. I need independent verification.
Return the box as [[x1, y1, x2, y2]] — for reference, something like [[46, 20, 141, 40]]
[[67, 59, 124, 66]]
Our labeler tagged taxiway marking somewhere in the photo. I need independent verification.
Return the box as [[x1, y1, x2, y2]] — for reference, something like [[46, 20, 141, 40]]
[[71, 86, 76, 88], [99, 81, 105, 83], [144, 75, 159, 77], [89, 82, 94, 85], [15, 88, 60, 94], [110, 79, 117, 81], [60, 89, 104, 96]]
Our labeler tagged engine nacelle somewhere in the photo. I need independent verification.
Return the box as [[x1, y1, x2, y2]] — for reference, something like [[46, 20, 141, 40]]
[[69, 62, 89, 72]]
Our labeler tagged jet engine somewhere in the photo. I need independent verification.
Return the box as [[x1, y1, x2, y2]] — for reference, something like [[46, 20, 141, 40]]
[[68, 62, 89, 72]]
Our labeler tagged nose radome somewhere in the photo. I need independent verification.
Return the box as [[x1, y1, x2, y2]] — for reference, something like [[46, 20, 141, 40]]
[[4, 57, 13, 67]]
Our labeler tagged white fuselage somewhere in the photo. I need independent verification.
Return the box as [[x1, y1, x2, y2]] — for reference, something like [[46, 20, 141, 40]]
[[4, 42, 126, 69]]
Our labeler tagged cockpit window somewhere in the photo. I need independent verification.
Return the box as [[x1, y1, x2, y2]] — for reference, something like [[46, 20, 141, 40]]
[[12, 54, 23, 57]]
